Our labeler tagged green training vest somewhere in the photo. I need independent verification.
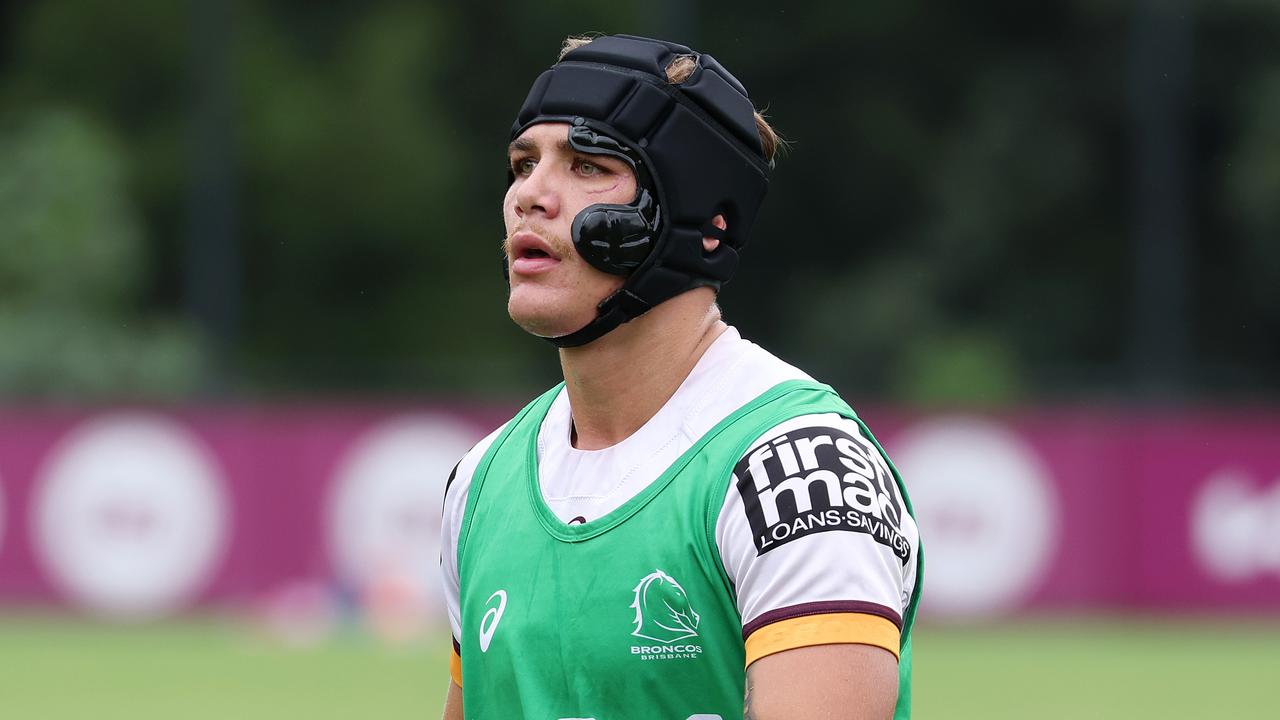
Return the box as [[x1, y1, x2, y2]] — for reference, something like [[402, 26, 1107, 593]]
[[458, 380, 921, 720]]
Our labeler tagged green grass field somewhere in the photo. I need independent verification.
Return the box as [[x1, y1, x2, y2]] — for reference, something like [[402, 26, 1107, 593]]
[[1, 614, 1276, 718]]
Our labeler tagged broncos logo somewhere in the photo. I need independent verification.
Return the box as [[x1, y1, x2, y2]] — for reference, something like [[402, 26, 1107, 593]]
[[630, 569, 701, 643]]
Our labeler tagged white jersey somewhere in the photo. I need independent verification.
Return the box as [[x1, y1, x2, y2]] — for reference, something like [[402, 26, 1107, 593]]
[[441, 326, 919, 672]]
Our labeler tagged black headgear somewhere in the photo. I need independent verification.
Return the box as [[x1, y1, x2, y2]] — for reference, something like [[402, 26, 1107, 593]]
[[509, 34, 771, 347]]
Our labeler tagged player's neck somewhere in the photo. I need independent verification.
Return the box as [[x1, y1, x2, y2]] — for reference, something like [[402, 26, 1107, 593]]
[[558, 290, 726, 451]]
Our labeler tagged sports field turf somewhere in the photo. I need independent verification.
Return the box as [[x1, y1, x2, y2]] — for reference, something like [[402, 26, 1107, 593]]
[[1, 614, 1275, 718]]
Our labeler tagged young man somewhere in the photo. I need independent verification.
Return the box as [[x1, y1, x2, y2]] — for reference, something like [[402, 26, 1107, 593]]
[[440, 34, 921, 720]]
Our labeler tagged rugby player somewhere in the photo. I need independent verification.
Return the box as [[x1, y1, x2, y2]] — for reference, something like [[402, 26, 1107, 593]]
[[440, 34, 921, 720]]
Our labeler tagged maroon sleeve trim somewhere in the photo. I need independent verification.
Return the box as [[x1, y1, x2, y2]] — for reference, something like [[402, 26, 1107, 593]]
[[452, 636, 461, 654], [741, 600, 903, 640]]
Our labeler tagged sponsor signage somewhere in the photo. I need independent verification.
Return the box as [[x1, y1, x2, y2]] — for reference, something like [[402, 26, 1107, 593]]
[[0, 405, 498, 616], [734, 428, 909, 560], [0, 405, 1279, 617], [890, 418, 1057, 617], [881, 412, 1280, 616], [32, 414, 228, 617], [327, 415, 481, 617], [0, 467, 5, 563]]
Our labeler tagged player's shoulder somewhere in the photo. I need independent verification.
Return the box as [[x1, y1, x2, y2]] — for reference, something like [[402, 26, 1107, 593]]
[[684, 328, 817, 433], [713, 408, 920, 628], [442, 421, 508, 511], [745, 411, 867, 449], [735, 410, 885, 493], [727, 410, 915, 561], [717, 329, 815, 387]]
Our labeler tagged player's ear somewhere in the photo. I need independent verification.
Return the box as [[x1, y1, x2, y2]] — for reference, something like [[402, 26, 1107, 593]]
[[702, 215, 727, 252]]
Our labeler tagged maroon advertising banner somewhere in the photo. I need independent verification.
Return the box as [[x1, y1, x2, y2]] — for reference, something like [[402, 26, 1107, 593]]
[[873, 411, 1280, 617], [1, 405, 1277, 620]]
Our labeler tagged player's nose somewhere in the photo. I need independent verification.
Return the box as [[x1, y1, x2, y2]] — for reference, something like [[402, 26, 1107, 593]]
[[514, 163, 561, 220]]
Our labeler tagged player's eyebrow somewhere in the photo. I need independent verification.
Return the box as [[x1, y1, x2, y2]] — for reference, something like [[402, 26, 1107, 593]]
[[508, 136, 571, 156]]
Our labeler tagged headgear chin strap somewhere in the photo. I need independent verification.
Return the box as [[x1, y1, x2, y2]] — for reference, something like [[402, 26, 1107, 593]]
[[509, 34, 771, 348]]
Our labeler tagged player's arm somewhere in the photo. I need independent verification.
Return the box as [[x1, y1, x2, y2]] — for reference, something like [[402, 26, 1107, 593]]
[[440, 457, 468, 720], [441, 680, 463, 720], [722, 414, 920, 720], [744, 644, 898, 720], [438, 426, 503, 720], [441, 459, 467, 720], [441, 639, 464, 719]]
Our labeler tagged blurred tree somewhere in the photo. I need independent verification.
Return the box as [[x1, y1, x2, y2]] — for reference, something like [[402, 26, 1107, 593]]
[[0, 0, 1276, 403], [1228, 70, 1280, 309], [0, 110, 204, 397], [1220, 69, 1280, 390]]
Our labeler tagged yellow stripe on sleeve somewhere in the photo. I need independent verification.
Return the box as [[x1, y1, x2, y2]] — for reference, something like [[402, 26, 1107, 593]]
[[449, 648, 463, 688], [744, 612, 900, 667]]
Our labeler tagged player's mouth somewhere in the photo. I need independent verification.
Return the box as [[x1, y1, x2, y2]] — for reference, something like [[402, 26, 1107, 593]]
[[509, 231, 562, 275]]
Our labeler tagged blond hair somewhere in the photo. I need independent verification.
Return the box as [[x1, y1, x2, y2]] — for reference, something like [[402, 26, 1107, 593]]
[[558, 35, 783, 162]]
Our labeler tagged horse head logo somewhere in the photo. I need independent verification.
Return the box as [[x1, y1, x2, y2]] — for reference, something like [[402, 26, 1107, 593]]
[[630, 569, 700, 643]]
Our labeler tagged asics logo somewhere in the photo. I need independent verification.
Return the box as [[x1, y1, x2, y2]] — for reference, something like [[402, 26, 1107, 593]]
[[479, 589, 507, 653]]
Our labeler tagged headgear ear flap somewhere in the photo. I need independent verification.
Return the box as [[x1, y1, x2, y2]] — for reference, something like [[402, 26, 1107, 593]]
[[566, 121, 662, 275], [572, 187, 661, 274]]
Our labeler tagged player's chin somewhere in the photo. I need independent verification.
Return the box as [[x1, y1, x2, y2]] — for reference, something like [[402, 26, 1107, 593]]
[[507, 291, 590, 339]]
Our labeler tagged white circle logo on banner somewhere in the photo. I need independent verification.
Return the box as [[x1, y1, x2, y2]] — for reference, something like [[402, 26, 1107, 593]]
[[1192, 470, 1280, 582], [33, 414, 228, 618], [328, 414, 481, 624], [891, 417, 1058, 618]]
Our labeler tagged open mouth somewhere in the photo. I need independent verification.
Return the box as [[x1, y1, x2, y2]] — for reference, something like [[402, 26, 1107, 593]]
[[509, 232, 561, 275], [510, 231, 559, 263]]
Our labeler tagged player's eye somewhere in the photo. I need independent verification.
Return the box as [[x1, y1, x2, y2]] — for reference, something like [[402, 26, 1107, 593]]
[[510, 157, 536, 175], [575, 159, 605, 177]]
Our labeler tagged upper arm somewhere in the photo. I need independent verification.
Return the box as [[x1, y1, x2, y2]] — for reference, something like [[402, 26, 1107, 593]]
[[441, 458, 470, 651], [718, 412, 920, 666], [440, 425, 507, 691], [745, 644, 898, 720]]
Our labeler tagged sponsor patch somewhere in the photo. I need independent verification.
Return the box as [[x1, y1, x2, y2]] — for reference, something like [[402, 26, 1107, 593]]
[[734, 426, 910, 561]]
